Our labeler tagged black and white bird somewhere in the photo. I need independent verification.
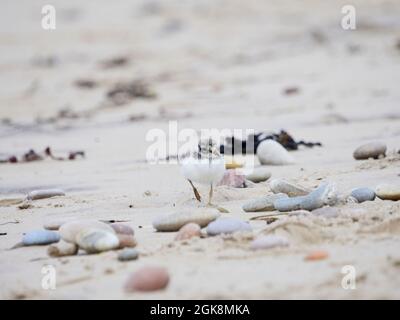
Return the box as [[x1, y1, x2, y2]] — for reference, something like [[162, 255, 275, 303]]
[[180, 138, 225, 205]]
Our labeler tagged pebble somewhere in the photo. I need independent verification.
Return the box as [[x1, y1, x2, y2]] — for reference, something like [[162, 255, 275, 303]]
[[43, 218, 72, 231], [312, 206, 340, 218], [59, 219, 115, 243], [27, 188, 65, 200], [217, 169, 246, 188], [274, 182, 338, 212], [245, 167, 272, 183], [353, 142, 386, 160], [76, 229, 120, 254], [305, 250, 329, 261], [125, 266, 169, 292], [269, 178, 310, 197], [117, 234, 137, 249], [175, 223, 201, 241], [118, 248, 139, 261], [242, 193, 288, 212], [250, 235, 289, 250], [153, 209, 219, 232], [256, 140, 295, 165], [206, 217, 252, 236], [48, 241, 78, 257], [375, 184, 400, 201], [350, 187, 376, 203], [110, 223, 134, 235], [22, 230, 60, 246]]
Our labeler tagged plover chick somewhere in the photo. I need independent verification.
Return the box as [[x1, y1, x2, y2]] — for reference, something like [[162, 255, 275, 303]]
[[180, 138, 225, 205]]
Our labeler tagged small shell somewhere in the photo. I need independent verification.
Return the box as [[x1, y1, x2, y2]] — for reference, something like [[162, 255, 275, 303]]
[[48, 241, 78, 257], [76, 229, 119, 254], [22, 230, 60, 246]]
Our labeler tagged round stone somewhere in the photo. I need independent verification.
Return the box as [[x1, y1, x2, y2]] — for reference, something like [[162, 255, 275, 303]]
[[125, 266, 169, 292], [206, 217, 252, 236], [245, 167, 272, 183], [175, 223, 201, 241], [375, 184, 400, 201], [256, 140, 295, 166], [118, 248, 139, 261], [353, 142, 386, 160], [350, 187, 376, 203]]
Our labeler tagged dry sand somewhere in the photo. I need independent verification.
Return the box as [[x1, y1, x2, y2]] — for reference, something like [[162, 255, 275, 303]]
[[1, 0, 400, 299]]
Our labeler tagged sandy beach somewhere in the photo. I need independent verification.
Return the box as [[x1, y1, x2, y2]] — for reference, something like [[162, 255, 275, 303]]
[[1, 0, 400, 299]]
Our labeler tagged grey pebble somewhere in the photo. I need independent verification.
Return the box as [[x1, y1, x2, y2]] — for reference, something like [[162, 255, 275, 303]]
[[118, 248, 139, 261], [274, 182, 338, 212], [350, 187, 376, 203], [206, 217, 252, 236], [242, 193, 288, 212], [353, 142, 386, 160]]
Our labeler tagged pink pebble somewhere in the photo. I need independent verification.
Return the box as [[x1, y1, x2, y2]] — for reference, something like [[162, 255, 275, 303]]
[[110, 223, 134, 235], [217, 169, 246, 188], [175, 223, 201, 241], [125, 266, 169, 292]]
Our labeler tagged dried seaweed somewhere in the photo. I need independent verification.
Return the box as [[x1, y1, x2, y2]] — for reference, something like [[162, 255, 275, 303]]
[[0, 147, 85, 164], [220, 130, 322, 155]]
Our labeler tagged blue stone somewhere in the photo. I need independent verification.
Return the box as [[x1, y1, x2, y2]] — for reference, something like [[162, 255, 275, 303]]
[[351, 188, 376, 203], [22, 230, 60, 246]]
